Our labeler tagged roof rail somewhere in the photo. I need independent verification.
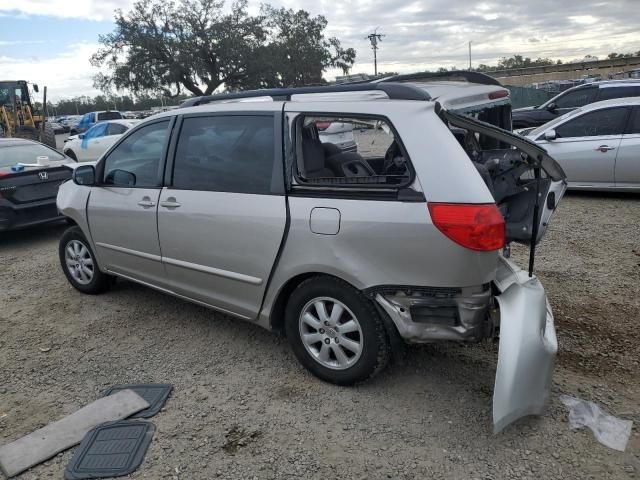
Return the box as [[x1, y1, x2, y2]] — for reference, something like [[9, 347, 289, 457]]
[[179, 82, 430, 108], [377, 70, 503, 87]]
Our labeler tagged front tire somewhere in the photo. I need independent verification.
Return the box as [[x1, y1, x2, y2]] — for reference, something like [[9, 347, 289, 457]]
[[65, 149, 78, 161], [285, 276, 390, 385], [59, 226, 111, 294]]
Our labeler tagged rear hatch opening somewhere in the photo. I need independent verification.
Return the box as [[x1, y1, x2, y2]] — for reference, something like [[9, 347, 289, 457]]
[[438, 107, 567, 275]]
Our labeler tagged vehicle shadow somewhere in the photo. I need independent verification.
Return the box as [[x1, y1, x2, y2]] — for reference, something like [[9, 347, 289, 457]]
[[0, 221, 67, 249]]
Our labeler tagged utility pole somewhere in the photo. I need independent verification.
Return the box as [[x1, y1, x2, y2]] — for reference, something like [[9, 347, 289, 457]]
[[366, 29, 385, 76], [468, 41, 472, 70]]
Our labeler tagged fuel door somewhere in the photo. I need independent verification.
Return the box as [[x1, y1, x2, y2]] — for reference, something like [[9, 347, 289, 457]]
[[309, 207, 341, 235]]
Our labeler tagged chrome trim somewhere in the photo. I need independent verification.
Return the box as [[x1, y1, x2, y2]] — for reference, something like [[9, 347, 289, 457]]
[[95, 242, 162, 262], [162, 256, 263, 286], [104, 269, 252, 320]]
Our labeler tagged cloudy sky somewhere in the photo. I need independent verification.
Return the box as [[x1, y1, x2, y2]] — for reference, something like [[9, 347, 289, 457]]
[[1, 0, 638, 101]]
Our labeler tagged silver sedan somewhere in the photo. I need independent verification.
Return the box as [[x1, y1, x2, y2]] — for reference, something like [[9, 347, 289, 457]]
[[525, 97, 640, 191]]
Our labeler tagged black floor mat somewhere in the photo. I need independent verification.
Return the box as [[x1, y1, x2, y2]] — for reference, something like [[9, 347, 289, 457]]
[[64, 420, 155, 480], [102, 384, 172, 418]]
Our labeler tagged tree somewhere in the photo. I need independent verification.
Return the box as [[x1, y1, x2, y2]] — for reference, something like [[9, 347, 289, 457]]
[[91, 0, 356, 96], [236, 6, 355, 89]]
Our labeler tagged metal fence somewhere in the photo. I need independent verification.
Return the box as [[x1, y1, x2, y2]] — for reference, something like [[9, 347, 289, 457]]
[[506, 86, 555, 108]]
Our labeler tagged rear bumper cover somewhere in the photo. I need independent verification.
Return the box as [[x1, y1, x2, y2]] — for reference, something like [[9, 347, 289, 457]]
[[0, 199, 63, 231], [374, 256, 557, 432], [492, 256, 557, 432]]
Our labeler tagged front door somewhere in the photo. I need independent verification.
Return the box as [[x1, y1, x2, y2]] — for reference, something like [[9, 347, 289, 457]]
[[157, 113, 287, 319], [539, 106, 629, 187], [88, 119, 172, 286]]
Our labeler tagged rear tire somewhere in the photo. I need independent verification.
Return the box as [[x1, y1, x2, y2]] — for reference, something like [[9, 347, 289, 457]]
[[59, 226, 111, 294], [41, 122, 57, 149], [285, 276, 390, 385]]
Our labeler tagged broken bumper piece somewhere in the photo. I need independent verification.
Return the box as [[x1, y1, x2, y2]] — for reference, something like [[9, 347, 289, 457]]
[[373, 255, 557, 433], [493, 256, 557, 433]]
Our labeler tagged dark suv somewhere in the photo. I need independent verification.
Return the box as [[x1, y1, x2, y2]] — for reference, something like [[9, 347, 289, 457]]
[[513, 80, 640, 129]]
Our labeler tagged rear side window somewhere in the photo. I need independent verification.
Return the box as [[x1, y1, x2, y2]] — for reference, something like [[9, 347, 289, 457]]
[[172, 115, 275, 194], [554, 88, 597, 109], [107, 123, 128, 135], [628, 109, 640, 134], [598, 86, 640, 101], [555, 107, 629, 138], [295, 115, 411, 187], [103, 120, 170, 187], [97, 111, 123, 121]]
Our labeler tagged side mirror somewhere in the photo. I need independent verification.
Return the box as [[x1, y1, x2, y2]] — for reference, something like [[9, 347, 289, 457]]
[[33, 84, 39, 93], [73, 165, 95, 185], [546, 102, 557, 111], [544, 129, 557, 141], [78, 134, 85, 140]]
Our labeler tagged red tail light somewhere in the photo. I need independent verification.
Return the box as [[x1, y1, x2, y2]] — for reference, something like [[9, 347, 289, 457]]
[[488, 89, 509, 100], [428, 203, 505, 251], [315, 121, 331, 131]]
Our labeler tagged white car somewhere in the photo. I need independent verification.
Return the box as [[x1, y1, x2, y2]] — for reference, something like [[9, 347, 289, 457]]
[[524, 97, 640, 191], [316, 121, 357, 152], [63, 120, 139, 162]]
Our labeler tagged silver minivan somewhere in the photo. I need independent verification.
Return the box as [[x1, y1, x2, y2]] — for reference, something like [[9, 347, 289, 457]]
[[57, 80, 566, 432]]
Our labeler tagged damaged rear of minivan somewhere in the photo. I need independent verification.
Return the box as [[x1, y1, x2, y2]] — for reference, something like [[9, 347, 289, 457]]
[[369, 102, 566, 432], [438, 108, 566, 432]]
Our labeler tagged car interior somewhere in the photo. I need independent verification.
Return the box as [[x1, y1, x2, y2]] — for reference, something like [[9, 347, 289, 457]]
[[297, 117, 411, 186]]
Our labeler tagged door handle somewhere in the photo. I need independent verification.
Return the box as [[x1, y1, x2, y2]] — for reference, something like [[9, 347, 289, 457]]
[[137, 197, 156, 208], [596, 145, 616, 152], [160, 197, 181, 209]]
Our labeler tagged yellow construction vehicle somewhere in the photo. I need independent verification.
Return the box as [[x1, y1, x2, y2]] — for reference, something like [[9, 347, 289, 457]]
[[0, 80, 57, 149]]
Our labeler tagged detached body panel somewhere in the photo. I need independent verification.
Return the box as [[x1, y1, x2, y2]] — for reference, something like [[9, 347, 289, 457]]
[[493, 256, 558, 432]]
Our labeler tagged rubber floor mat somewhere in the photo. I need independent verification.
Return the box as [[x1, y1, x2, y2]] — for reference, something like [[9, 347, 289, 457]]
[[102, 384, 172, 418], [64, 420, 155, 479]]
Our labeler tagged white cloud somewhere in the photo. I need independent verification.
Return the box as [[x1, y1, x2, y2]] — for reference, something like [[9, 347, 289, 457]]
[[2, 0, 640, 99], [0, 43, 102, 101], [0, 0, 132, 21]]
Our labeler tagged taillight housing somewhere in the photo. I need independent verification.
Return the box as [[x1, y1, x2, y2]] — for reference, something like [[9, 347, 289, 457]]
[[428, 203, 505, 251], [488, 89, 509, 100], [315, 121, 331, 131]]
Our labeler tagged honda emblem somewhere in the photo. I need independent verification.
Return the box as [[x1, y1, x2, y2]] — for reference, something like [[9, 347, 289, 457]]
[[38, 171, 48, 181]]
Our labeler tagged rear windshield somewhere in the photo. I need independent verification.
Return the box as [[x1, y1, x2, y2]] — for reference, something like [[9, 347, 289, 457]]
[[0, 144, 66, 167], [97, 111, 123, 121]]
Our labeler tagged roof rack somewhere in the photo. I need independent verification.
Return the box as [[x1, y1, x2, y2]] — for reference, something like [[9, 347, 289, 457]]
[[377, 70, 503, 87], [179, 82, 430, 108]]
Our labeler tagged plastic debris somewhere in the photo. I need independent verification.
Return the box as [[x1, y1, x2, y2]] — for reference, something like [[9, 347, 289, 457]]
[[560, 395, 633, 451]]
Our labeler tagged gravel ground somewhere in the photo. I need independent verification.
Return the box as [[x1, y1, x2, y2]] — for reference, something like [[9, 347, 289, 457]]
[[1, 192, 639, 480]]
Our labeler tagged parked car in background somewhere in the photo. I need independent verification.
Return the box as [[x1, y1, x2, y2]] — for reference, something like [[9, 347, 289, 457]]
[[513, 80, 640, 128], [0, 138, 72, 231], [57, 81, 566, 432], [525, 97, 640, 191], [69, 111, 124, 135], [63, 120, 139, 162], [316, 120, 357, 152], [60, 115, 82, 133], [49, 120, 66, 134]]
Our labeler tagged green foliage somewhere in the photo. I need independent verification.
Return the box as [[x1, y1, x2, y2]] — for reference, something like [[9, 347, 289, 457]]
[[91, 0, 355, 96]]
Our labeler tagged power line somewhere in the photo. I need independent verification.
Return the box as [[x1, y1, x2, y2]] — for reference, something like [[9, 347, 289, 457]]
[[366, 29, 385, 76]]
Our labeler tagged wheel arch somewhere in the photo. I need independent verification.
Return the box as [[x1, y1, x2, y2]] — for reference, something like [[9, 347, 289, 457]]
[[267, 271, 402, 351]]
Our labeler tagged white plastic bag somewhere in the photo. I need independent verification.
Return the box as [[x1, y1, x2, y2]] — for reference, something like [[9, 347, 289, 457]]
[[560, 395, 633, 451]]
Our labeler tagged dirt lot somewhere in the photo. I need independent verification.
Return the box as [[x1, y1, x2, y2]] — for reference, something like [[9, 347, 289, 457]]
[[1, 192, 639, 480]]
